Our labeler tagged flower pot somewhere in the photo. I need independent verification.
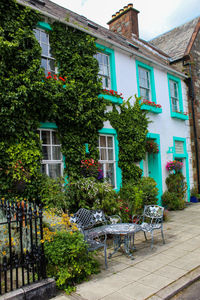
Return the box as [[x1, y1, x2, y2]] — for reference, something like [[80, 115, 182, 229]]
[[190, 196, 199, 203]]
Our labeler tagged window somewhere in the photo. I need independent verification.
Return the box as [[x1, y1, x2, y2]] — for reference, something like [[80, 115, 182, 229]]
[[136, 61, 156, 103], [138, 67, 151, 100], [38, 129, 63, 178], [34, 28, 56, 75], [175, 140, 184, 154], [169, 80, 179, 112], [94, 52, 111, 89], [98, 135, 116, 188]]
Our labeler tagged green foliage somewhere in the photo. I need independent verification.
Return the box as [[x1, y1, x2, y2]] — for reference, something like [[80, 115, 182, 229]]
[[118, 177, 158, 222], [166, 173, 187, 200], [0, 0, 107, 199], [38, 175, 67, 210], [107, 96, 149, 183], [138, 177, 158, 206], [44, 230, 99, 292], [49, 22, 107, 179], [65, 177, 118, 215], [161, 191, 185, 210], [162, 173, 187, 210]]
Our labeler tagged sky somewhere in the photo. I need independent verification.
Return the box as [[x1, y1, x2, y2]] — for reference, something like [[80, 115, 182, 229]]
[[51, 0, 200, 40]]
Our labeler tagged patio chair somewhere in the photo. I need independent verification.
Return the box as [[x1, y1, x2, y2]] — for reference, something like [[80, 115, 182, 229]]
[[132, 205, 165, 249]]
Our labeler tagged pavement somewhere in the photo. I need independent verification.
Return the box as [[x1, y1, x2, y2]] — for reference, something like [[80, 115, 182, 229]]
[[52, 203, 200, 300]]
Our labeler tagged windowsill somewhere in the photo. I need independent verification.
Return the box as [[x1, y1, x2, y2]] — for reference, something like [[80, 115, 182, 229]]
[[171, 112, 189, 120], [141, 104, 162, 114], [98, 94, 123, 105]]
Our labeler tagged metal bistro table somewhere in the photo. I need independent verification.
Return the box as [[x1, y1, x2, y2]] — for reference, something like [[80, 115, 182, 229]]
[[103, 223, 142, 260]]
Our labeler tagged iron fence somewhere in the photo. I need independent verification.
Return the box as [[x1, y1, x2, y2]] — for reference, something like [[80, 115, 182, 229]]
[[0, 200, 46, 295]]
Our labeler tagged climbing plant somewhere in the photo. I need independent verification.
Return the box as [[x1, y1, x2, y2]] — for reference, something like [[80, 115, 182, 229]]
[[0, 0, 107, 197], [107, 96, 149, 184]]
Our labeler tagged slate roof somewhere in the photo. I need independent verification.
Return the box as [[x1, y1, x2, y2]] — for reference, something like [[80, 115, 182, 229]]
[[17, 0, 172, 67], [150, 17, 200, 62]]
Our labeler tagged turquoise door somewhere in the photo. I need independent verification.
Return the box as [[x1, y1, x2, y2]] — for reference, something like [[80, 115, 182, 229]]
[[148, 152, 159, 185]]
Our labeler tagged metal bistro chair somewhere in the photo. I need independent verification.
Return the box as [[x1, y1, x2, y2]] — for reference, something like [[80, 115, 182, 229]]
[[70, 208, 108, 268], [133, 205, 165, 249]]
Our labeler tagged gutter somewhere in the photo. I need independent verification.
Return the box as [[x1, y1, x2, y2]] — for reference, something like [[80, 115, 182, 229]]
[[17, 0, 187, 80]]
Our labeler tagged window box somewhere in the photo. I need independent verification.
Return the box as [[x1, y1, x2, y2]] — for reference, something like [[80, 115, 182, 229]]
[[98, 94, 123, 105], [171, 111, 188, 120], [141, 104, 162, 114]]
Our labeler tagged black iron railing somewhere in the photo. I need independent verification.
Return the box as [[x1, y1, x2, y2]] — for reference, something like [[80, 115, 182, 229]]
[[0, 200, 46, 295]]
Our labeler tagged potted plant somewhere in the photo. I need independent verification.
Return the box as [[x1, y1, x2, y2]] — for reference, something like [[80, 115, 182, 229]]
[[190, 187, 200, 203], [146, 140, 159, 154]]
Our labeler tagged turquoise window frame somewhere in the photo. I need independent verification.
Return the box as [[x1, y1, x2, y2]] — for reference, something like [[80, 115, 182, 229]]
[[136, 60, 156, 103], [96, 43, 121, 104], [173, 137, 190, 201], [37, 21, 52, 31], [98, 128, 122, 192], [140, 133, 162, 205], [167, 74, 188, 120]]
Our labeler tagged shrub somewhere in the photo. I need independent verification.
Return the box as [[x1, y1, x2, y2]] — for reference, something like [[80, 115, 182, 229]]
[[65, 177, 119, 215], [39, 175, 67, 210], [44, 230, 99, 293], [166, 173, 187, 200], [138, 177, 158, 206], [161, 191, 185, 210]]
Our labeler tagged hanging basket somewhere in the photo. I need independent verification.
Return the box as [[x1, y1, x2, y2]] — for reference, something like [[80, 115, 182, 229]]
[[146, 140, 159, 154]]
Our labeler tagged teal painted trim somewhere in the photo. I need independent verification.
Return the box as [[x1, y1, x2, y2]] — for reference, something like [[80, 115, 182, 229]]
[[39, 122, 57, 129], [140, 133, 162, 205], [141, 104, 162, 114], [95, 43, 117, 91], [98, 94, 123, 105], [98, 128, 122, 192], [173, 137, 190, 201], [167, 73, 185, 118], [37, 21, 52, 31], [85, 143, 90, 154], [135, 60, 157, 103], [171, 112, 189, 120]]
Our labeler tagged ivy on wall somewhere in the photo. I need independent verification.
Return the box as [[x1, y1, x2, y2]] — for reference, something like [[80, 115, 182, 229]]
[[107, 97, 149, 184], [0, 0, 106, 197]]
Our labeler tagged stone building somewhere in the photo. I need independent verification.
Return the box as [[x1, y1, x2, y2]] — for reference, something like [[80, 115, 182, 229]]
[[151, 17, 200, 192]]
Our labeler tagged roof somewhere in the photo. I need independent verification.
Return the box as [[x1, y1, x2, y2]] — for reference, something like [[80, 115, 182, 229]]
[[150, 17, 200, 62], [16, 0, 186, 77]]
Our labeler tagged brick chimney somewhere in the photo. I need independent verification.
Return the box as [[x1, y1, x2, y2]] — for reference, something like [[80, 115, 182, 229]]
[[107, 3, 139, 39]]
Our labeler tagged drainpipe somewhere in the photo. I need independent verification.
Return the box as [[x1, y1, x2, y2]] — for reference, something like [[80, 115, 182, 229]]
[[184, 62, 200, 193]]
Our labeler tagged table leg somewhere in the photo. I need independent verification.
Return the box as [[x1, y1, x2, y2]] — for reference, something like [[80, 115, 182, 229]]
[[124, 235, 135, 259], [108, 235, 122, 259]]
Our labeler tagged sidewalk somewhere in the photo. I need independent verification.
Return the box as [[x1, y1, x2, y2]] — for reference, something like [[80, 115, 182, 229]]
[[53, 203, 200, 300]]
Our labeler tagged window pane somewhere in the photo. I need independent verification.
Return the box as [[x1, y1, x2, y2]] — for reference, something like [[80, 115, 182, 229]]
[[52, 146, 61, 160], [41, 164, 46, 174], [41, 131, 50, 144], [41, 43, 48, 56], [34, 29, 40, 41], [108, 149, 113, 160], [42, 146, 51, 160], [106, 163, 115, 187], [100, 136, 106, 147], [48, 164, 61, 179], [175, 141, 184, 154], [40, 31, 49, 44], [52, 131, 60, 144], [48, 59, 55, 71], [100, 149, 107, 160], [107, 137, 113, 147]]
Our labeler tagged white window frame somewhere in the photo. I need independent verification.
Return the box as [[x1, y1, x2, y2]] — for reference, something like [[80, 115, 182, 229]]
[[98, 134, 116, 188], [138, 66, 151, 100], [34, 28, 56, 75], [38, 129, 63, 178], [169, 80, 179, 112], [94, 52, 111, 89]]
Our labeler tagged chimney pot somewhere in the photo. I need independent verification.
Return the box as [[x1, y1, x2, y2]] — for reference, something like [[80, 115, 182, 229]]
[[107, 3, 139, 39]]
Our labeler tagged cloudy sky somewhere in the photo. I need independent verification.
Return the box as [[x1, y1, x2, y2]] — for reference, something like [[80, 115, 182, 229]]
[[51, 0, 200, 40]]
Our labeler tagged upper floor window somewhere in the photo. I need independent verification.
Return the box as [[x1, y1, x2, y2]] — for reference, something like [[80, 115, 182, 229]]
[[138, 67, 151, 100], [169, 80, 179, 112], [136, 61, 156, 103], [34, 28, 56, 76], [98, 135, 116, 188], [38, 129, 63, 178], [94, 52, 111, 89]]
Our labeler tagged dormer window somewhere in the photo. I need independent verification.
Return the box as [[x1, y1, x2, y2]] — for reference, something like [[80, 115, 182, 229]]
[[34, 28, 56, 75]]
